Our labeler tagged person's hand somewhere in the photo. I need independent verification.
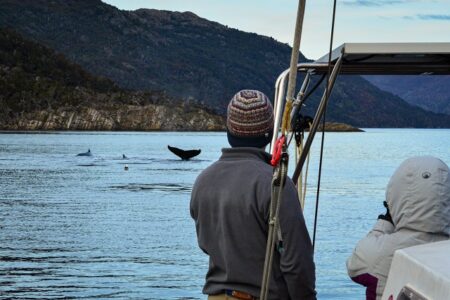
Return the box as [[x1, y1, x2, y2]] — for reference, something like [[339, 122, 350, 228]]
[[378, 201, 393, 224]]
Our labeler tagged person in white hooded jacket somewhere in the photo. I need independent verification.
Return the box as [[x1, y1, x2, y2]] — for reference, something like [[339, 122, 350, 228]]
[[347, 156, 450, 300]]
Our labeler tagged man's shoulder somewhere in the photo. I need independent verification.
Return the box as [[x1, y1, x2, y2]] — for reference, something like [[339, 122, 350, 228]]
[[196, 156, 274, 183], [193, 159, 230, 186], [198, 159, 223, 174]]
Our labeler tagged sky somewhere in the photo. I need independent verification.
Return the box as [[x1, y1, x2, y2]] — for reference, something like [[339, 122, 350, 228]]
[[103, 0, 450, 59]]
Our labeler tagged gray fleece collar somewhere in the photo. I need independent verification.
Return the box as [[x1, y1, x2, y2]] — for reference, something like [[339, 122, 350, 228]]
[[220, 147, 271, 164]]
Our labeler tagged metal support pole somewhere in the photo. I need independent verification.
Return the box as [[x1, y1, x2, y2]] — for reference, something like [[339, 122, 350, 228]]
[[290, 72, 311, 126], [291, 72, 310, 210], [292, 55, 343, 183], [270, 70, 289, 154]]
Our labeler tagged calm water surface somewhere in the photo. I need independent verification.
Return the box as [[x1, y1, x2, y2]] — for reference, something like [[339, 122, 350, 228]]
[[1, 130, 449, 299]]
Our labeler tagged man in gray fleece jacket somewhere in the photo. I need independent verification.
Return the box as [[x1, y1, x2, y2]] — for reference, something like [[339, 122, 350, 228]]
[[190, 90, 316, 300]]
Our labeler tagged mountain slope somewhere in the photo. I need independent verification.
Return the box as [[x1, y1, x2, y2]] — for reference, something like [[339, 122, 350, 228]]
[[364, 75, 450, 115], [306, 75, 450, 127], [0, 28, 224, 130], [0, 0, 295, 112], [0, 0, 449, 127]]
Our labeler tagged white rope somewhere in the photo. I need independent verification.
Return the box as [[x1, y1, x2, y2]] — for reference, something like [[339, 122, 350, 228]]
[[301, 123, 312, 209], [295, 126, 311, 211]]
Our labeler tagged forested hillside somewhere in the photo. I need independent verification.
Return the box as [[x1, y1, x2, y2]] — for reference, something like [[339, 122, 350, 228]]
[[0, 0, 449, 127], [0, 28, 224, 131]]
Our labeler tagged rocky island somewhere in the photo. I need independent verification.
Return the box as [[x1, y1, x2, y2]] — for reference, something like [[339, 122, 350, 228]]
[[318, 122, 363, 132]]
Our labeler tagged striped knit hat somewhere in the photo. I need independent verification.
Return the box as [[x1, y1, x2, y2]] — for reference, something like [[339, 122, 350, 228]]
[[226, 90, 274, 148]]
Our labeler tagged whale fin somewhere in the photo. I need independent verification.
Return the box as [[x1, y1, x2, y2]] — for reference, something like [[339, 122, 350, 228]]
[[76, 149, 93, 157], [168, 145, 201, 160]]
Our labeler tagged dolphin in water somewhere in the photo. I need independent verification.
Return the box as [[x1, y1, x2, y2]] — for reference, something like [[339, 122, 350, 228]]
[[122, 154, 128, 159], [168, 145, 201, 160], [77, 149, 93, 157]]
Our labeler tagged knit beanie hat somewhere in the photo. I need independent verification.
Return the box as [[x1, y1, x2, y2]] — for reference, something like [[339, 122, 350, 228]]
[[226, 90, 274, 148]]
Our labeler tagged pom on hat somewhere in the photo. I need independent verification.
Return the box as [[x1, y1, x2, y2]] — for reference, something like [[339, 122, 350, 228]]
[[226, 90, 274, 148]]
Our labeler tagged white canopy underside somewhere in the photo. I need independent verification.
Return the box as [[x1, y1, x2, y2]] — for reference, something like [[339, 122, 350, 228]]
[[299, 43, 450, 75]]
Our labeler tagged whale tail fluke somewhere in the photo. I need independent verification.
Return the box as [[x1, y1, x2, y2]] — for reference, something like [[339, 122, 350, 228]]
[[168, 145, 201, 160]]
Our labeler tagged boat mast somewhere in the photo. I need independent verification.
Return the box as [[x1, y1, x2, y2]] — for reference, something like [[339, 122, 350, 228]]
[[260, 2, 307, 300], [281, 0, 307, 136]]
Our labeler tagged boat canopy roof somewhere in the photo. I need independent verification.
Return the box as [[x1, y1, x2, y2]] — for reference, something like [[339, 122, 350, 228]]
[[298, 43, 450, 75]]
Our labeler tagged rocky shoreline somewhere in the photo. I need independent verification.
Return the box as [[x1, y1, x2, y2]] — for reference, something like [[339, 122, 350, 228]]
[[0, 105, 226, 131], [1, 113, 361, 132], [317, 122, 364, 132]]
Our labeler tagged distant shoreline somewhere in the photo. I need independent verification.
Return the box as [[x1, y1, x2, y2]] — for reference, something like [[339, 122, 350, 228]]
[[0, 122, 363, 133], [3, 127, 450, 135]]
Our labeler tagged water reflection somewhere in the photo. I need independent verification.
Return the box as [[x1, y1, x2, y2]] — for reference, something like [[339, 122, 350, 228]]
[[110, 183, 192, 193]]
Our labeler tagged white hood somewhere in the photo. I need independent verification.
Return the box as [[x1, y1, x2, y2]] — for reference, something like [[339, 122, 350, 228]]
[[386, 156, 450, 235]]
